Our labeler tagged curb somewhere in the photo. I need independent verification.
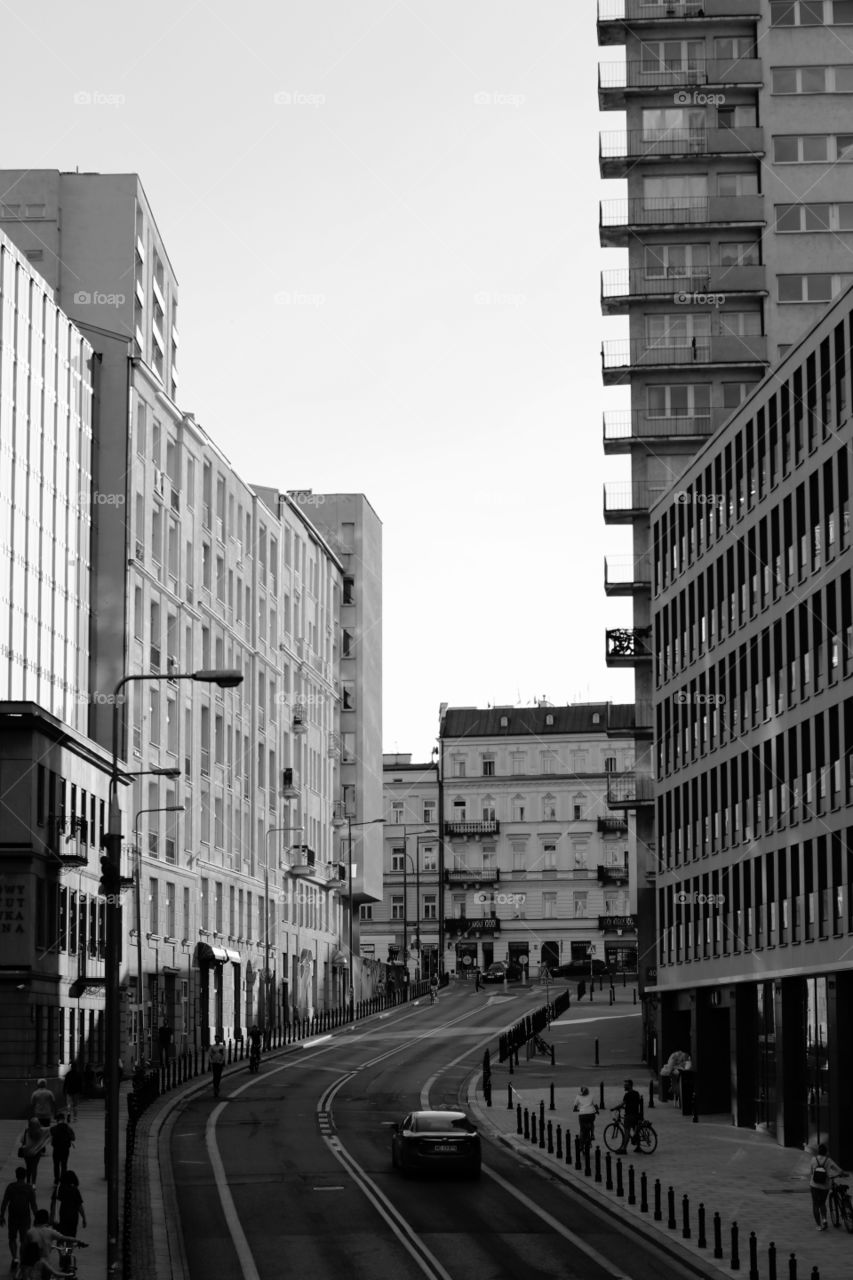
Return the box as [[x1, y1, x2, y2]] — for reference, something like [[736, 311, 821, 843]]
[[468, 1080, 730, 1280]]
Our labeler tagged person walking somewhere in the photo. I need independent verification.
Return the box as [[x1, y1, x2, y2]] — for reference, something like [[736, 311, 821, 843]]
[[51, 1171, 86, 1239], [809, 1143, 842, 1230], [158, 1021, 172, 1068], [16, 1237, 65, 1280], [429, 974, 439, 1005], [572, 1085, 599, 1152], [19, 1118, 50, 1186], [0, 1167, 37, 1269], [62, 1064, 82, 1123], [29, 1079, 56, 1129], [24, 1209, 79, 1273], [617, 1079, 643, 1154], [49, 1113, 75, 1186], [474, 969, 481, 992], [209, 1036, 226, 1098]]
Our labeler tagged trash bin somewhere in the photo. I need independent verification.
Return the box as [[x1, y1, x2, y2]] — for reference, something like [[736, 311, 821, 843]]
[[659, 1072, 672, 1103], [679, 1069, 696, 1116]]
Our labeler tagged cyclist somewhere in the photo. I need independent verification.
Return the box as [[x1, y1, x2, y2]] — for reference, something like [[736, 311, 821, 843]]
[[810, 1142, 842, 1230], [616, 1078, 643, 1154], [429, 975, 439, 1005], [248, 1025, 262, 1070]]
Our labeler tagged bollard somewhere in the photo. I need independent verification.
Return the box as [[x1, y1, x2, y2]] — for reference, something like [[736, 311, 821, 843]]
[[787, 1254, 796, 1280], [531, 1114, 537, 1145], [616, 1158, 624, 1198], [633, 987, 637, 1004], [517, 1103, 523, 1135], [595, 1037, 600, 1066], [550, 1043, 556, 1066], [556, 1124, 562, 1160], [550, 1082, 555, 1111], [609, 987, 615, 1006], [749, 1232, 758, 1280], [547, 1120, 553, 1154], [648, 1079, 655, 1110], [508, 1084, 513, 1111], [574, 1134, 582, 1171], [768, 1243, 776, 1280], [628, 1164, 636, 1205], [682, 1194, 691, 1239], [539, 1114, 546, 1150], [523, 1107, 530, 1140], [594, 1146, 602, 1184], [698, 1202, 707, 1248], [731, 1222, 740, 1272], [653, 1177, 662, 1221], [566, 1131, 573, 1166], [584, 1141, 592, 1178], [808, 1269, 818, 1280], [713, 1211, 723, 1259], [605, 1151, 613, 1191], [599, 1081, 605, 1111], [539, 1100, 545, 1133], [640, 1170, 648, 1213], [667, 1186, 676, 1230]]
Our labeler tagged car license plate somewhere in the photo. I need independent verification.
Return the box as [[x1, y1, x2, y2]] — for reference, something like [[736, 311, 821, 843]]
[[434, 1144, 458, 1153]]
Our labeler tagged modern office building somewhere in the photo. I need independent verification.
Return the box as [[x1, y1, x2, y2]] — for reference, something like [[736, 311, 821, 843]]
[[597, 0, 853, 1021], [437, 704, 639, 979], [650, 280, 853, 1159]]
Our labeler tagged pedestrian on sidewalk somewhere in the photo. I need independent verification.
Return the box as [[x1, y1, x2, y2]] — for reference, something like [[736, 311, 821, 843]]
[[0, 1168, 37, 1269], [61, 1064, 82, 1123], [16, 1237, 64, 1280], [209, 1036, 226, 1098], [48, 1114, 75, 1186], [809, 1143, 843, 1230], [616, 1079, 643, 1154], [25, 1209, 79, 1274], [51, 1171, 86, 1239], [19, 1118, 50, 1186], [474, 969, 480, 992], [158, 1021, 172, 1067], [572, 1085, 599, 1151], [29, 1079, 56, 1129]]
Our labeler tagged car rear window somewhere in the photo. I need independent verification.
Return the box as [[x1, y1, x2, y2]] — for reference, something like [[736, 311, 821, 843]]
[[413, 1114, 473, 1133]]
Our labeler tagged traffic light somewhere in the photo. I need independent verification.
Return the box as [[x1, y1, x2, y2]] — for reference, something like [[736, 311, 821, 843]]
[[99, 856, 121, 898]]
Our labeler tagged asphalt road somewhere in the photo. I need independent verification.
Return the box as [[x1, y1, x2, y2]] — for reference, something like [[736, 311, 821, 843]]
[[169, 985, 696, 1280]]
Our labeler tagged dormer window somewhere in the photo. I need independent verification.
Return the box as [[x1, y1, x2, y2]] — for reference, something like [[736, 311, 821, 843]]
[[500, 715, 509, 728], [545, 713, 554, 726]]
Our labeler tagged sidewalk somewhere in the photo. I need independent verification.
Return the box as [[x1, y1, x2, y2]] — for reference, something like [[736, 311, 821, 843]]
[[470, 998, 850, 1280]]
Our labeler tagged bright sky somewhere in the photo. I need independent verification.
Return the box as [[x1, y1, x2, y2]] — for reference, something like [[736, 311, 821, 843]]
[[4, 0, 634, 758]]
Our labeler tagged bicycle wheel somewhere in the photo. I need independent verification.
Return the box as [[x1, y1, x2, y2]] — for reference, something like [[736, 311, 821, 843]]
[[841, 1197, 853, 1233], [830, 1191, 840, 1227], [603, 1121, 624, 1153], [638, 1122, 658, 1154]]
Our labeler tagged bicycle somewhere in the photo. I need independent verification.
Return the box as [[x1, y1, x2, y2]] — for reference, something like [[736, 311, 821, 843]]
[[603, 1107, 658, 1154], [55, 1239, 89, 1276], [429, 988, 438, 1005], [828, 1175, 853, 1232]]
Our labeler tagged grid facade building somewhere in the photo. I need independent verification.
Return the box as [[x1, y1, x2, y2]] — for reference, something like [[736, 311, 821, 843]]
[[651, 280, 853, 1158]]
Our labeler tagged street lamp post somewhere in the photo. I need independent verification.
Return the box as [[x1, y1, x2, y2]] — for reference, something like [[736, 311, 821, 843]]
[[263, 825, 303, 1045], [133, 805, 184, 1065], [104, 667, 242, 1279]]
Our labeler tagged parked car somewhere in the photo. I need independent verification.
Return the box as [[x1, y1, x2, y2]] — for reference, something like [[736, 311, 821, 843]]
[[550, 959, 608, 979], [391, 1109, 481, 1178], [482, 960, 522, 983]]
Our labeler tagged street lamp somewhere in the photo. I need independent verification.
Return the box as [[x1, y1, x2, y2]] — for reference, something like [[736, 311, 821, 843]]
[[133, 805, 184, 1065], [104, 667, 241, 1278], [390, 827, 437, 983], [333, 815, 384, 1017], [263, 825, 303, 1044]]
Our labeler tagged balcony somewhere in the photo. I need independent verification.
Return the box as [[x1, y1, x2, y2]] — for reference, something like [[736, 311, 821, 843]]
[[443, 820, 501, 838], [603, 409, 728, 454], [599, 58, 762, 107], [598, 0, 762, 45], [597, 863, 630, 885], [444, 867, 501, 887], [445, 915, 501, 939], [600, 127, 764, 178], [606, 772, 655, 807], [604, 554, 653, 596], [602, 335, 768, 383], [598, 816, 628, 835], [600, 195, 765, 247], [601, 264, 766, 314], [603, 482, 670, 522], [605, 628, 653, 666]]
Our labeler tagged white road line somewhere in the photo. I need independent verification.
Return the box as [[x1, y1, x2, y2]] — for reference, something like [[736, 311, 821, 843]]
[[205, 1101, 262, 1280]]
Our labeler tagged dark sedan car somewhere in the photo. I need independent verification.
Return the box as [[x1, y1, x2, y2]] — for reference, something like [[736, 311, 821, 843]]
[[482, 960, 521, 983], [550, 959, 608, 979], [391, 1109, 481, 1178]]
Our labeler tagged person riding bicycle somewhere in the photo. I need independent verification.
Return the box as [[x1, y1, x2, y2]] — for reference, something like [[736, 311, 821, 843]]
[[616, 1079, 643, 1153], [248, 1025, 262, 1065], [429, 975, 439, 1004]]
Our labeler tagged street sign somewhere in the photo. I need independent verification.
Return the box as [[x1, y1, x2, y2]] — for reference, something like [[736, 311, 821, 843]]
[[462, 955, 472, 966], [360, 943, 375, 955], [519, 954, 529, 964]]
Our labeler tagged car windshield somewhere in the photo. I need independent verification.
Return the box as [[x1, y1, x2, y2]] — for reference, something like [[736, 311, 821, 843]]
[[412, 1114, 473, 1133]]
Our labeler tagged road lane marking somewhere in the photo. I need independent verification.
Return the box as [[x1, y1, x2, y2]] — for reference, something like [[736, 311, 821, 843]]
[[205, 1101, 261, 1280]]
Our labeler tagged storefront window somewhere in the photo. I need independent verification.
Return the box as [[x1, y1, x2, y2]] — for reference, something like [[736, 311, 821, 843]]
[[755, 981, 777, 1133], [805, 977, 830, 1147]]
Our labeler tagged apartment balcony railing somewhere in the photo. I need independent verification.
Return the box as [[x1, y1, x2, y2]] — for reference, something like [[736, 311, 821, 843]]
[[606, 772, 656, 807], [603, 408, 727, 453], [598, 58, 762, 100], [605, 628, 653, 666], [604, 554, 653, 595], [598, 815, 629, 835], [601, 263, 766, 312], [597, 863, 631, 885], [444, 867, 501, 885], [599, 195, 765, 246], [602, 335, 768, 382], [443, 820, 501, 838], [600, 126, 764, 176], [603, 482, 670, 521], [598, 0, 761, 37]]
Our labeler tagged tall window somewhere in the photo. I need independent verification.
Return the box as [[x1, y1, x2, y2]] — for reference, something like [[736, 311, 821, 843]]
[[543, 892, 557, 919], [573, 892, 588, 918], [149, 879, 159, 935]]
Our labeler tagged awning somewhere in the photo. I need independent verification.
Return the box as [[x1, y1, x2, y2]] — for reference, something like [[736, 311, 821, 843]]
[[330, 950, 349, 967], [224, 949, 241, 965], [197, 943, 229, 964]]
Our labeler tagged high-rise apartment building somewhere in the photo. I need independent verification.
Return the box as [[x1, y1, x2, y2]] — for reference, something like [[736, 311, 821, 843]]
[[650, 281, 852, 1158], [597, 0, 853, 1014]]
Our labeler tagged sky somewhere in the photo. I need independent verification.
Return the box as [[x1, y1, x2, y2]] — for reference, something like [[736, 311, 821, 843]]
[[3, 0, 633, 759]]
